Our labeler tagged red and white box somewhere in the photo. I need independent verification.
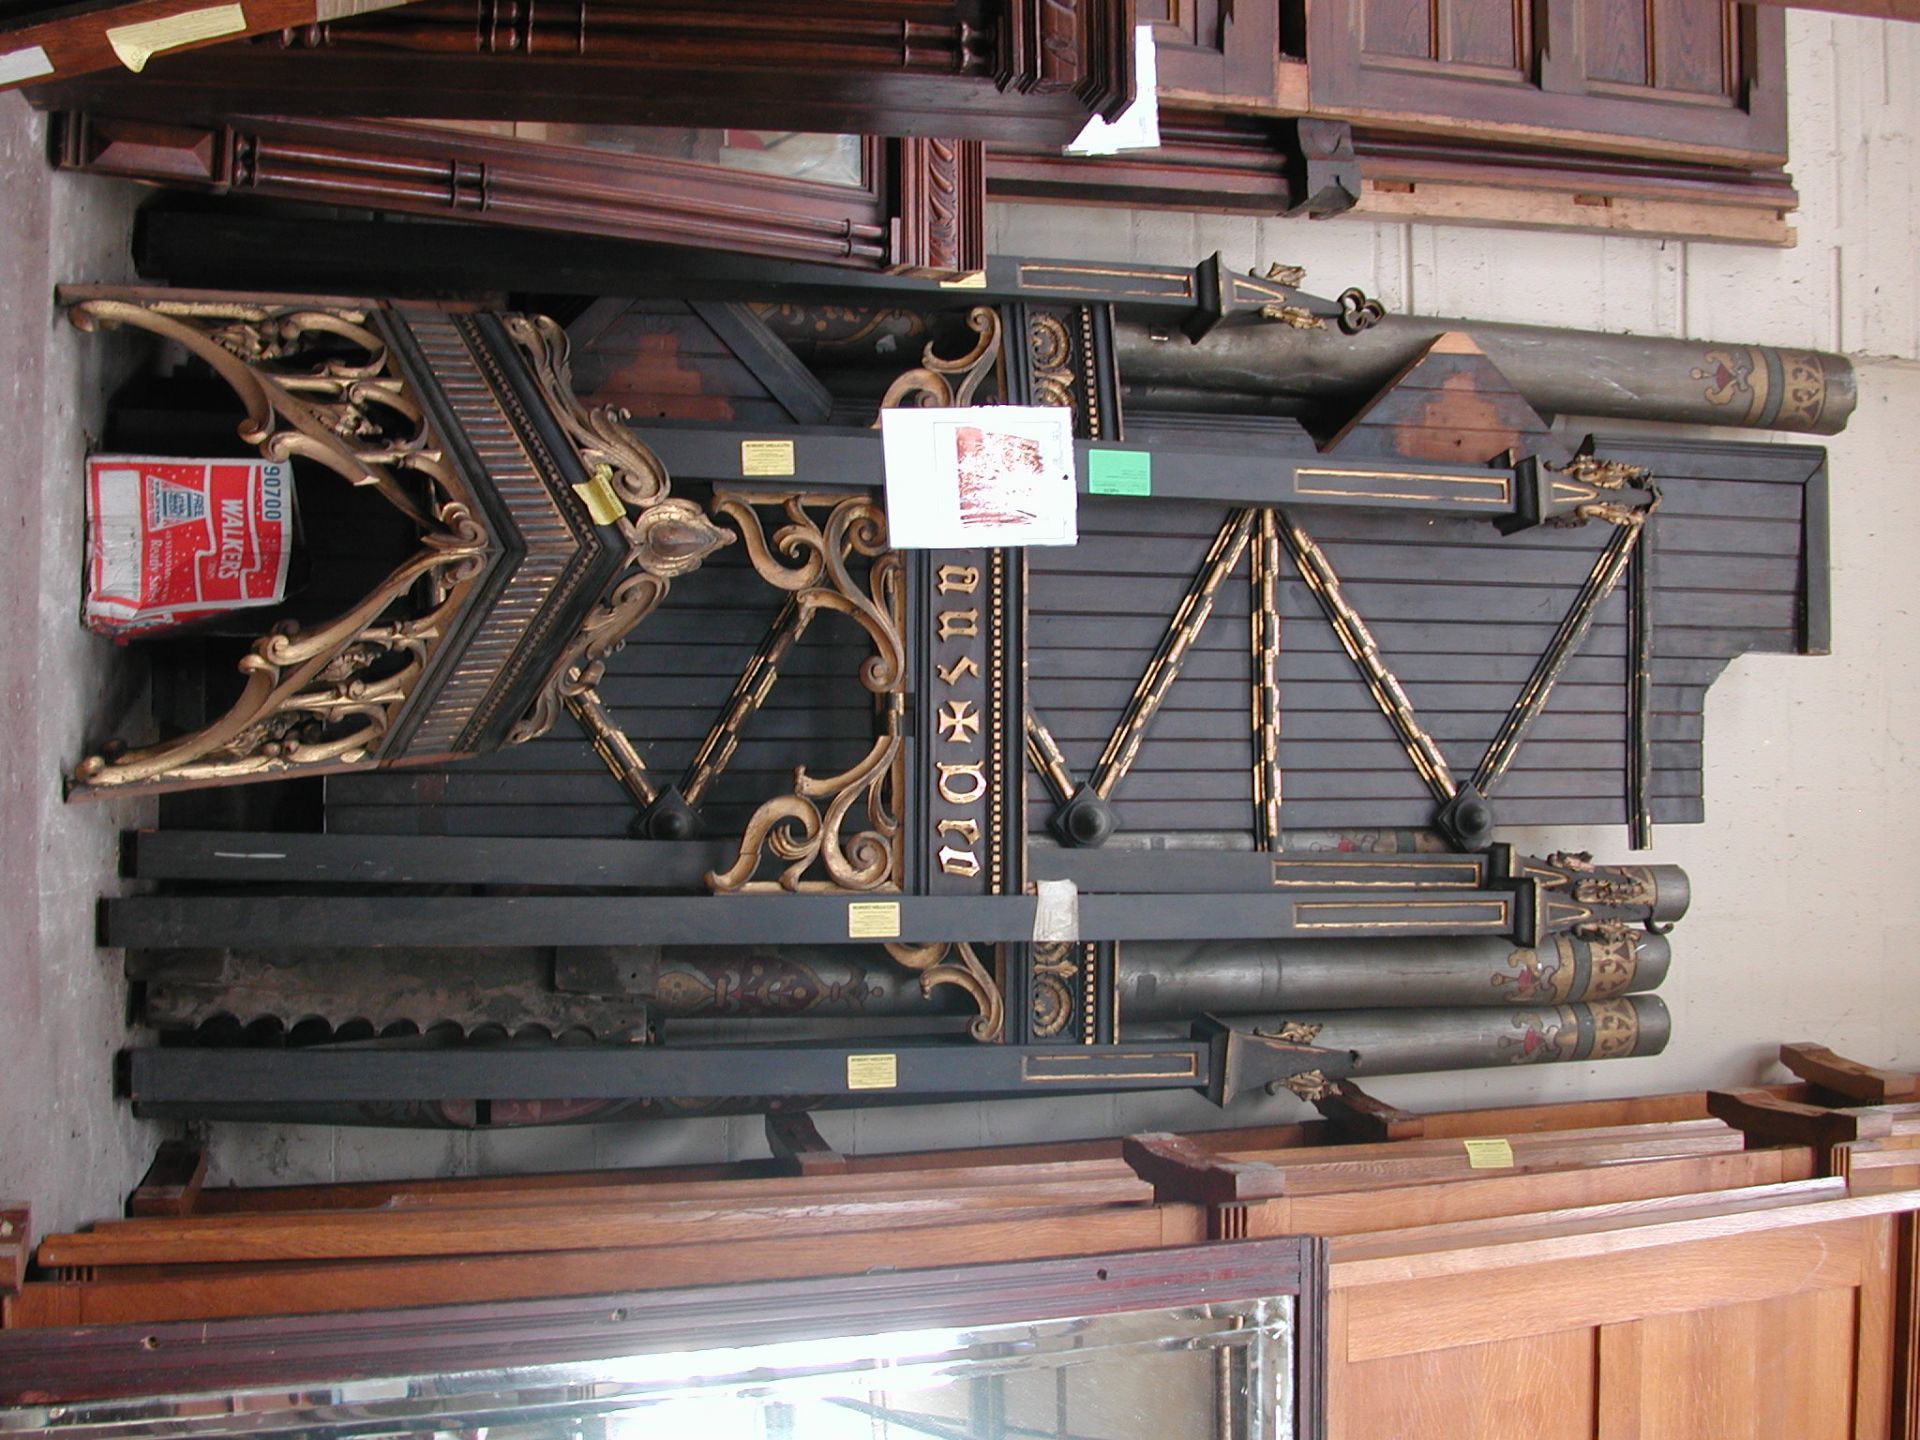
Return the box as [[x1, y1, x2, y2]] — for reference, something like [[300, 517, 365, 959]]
[[84, 456, 293, 638]]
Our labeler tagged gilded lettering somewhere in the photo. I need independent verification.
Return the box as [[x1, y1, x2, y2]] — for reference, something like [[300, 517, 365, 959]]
[[937, 609, 979, 640], [938, 846, 982, 878], [936, 564, 980, 594], [936, 761, 987, 805], [937, 817, 981, 844], [936, 655, 981, 686]]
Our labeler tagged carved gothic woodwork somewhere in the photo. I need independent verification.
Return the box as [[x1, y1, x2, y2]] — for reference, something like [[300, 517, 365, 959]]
[[53, 116, 986, 276], [21, 0, 1135, 144], [89, 250, 1836, 1125], [65, 288, 729, 796]]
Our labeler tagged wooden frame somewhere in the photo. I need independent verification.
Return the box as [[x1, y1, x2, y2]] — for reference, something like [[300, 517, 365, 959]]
[[20, 0, 1136, 145], [0, 1237, 1326, 1430], [54, 115, 986, 275]]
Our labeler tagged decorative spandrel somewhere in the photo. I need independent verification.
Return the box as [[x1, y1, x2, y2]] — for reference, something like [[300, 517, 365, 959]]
[[63, 294, 729, 797], [66, 296, 492, 792], [703, 491, 907, 895]]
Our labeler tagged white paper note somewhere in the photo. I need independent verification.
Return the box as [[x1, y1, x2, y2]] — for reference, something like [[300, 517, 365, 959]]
[[1066, 25, 1160, 157], [880, 405, 1077, 550], [0, 45, 55, 87]]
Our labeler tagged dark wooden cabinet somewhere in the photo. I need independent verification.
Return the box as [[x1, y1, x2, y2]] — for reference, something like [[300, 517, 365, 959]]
[[987, 0, 1798, 244], [1310, 0, 1785, 164], [1142, 0, 1290, 109]]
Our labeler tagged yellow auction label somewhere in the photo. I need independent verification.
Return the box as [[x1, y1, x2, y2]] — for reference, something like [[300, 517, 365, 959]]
[[847, 901, 901, 939], [572, 469, 625, 526], [1463, 1137, 1515, 1169], [846, 1053, 899, 1090], [106, 3, 246, 72], [740, 439, 796, 477]]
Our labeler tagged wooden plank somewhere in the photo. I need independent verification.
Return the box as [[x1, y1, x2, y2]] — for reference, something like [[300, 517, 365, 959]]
[[1336, 1322, 1600, 1439], [1598, 1320, 1645, 1440], [1332, 1190, 1920, 1292], [1314, 1082, 1427, 1142], [1120, 1133, 1287, 1205], [1245, 1149, 1814, 1239], [1708, 1088, 1896, 1150], [0, 0, 414, 95], [0, 1205, 27, 1296], [1631, 1288, 1857, 1440], [1339, 1218, 1876, 1361], [125, 1141, 207, 1218], [1857, 1213, 1898, 1440], [1, 1204, 1206, 1329], [1781, 1042, 1918, 1104], [763, 1112, 847, 1177], [38, 1193, 1152, 1268]]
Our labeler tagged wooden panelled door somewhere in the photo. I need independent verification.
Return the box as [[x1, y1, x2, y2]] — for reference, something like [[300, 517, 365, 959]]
[[1327, 1199, 1902, 1438], [1142, 0, 1287, 108], [1308, 0, 1788, 163]]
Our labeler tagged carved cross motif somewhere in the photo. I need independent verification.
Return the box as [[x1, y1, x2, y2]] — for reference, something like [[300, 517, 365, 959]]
[[937, 699, 981, 743]]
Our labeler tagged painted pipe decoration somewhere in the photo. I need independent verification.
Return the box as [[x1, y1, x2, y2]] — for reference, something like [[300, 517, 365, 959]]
[[1112, 312, 1854, 435]]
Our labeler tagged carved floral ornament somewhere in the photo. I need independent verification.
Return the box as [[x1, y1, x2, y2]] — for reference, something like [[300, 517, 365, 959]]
[[703, 492, 907, 895]]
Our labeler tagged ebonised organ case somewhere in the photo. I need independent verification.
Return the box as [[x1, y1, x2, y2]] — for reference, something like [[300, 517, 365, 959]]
[[73, 248, 1839, 1127]]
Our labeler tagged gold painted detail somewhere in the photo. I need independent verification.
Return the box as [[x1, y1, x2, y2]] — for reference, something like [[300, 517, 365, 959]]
[[1031, 940, 1078, 1040], [1250, 507, 1283, 849], [877, 306, 1004, 413], [706, 494, 906, 895], [67, 298, 490, 790], [1260, 1020, 1323, 1043], [1586, 933, 1640, 999], [885, 941, 1004, 1043], [1092, 508, 1257, 801], [1024, 711, 1076, 805], [1260, 302, 1324, 330], [1590, 998, 1641, 1060], [1277, 512, 1458, 804], [1277, 1069, 1337, 1101], [1263, 263, 1308, 287], [1027, 311, 1077, 411], [502, 314, 667, 511]]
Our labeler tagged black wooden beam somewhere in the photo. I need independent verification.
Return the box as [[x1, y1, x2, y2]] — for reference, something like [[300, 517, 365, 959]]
[[102, 887, 1520, 948], [126, 1038, 1216, 1107], [124, 830, 731, 888]]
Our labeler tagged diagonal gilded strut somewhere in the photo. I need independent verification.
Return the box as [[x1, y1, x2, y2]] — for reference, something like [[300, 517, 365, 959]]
[[1090, 508, 1258, 801], [1025, 709, 1078, 805], [568, 687, 658, 811], [1472, 506, 1653, 795], [1250, 507, 1284, 850], [1276, 511, 1458, 805], [681, 595, 816, 807]]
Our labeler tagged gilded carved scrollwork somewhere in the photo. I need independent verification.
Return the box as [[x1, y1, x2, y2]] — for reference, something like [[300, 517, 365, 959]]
[[705, 493, 907, 895], [1027, 312, 1076, 409], [66, 298, 490, 791], [1031, 940, 1077, 1039], [876, 306, 1005, 412], [500, 313, 668, 510], [505, 315, 732, 746], [884, 940, 1005, 1043]]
